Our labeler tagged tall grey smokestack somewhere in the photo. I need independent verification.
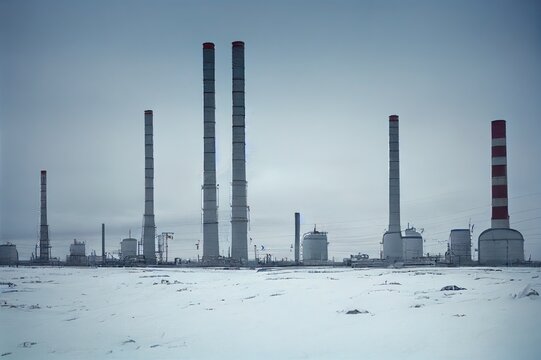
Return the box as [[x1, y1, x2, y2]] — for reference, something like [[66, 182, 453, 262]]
[[142, 110, 156, 264], [101, 223, 105, 261], [39, 170, 50, 262], [294, 212, 300, 263], [231, 41, 248, 261], [202, 42, 219, 259], [382, 115, 403, 260]]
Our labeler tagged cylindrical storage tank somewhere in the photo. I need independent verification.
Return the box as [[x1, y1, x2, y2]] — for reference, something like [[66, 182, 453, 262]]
[[0, 243, 18, 265], [121, 238, 138, 259], [302, 230, 328, 262], [449, 229, 471, 265], [69, 240, 86, 256], [478, 228, 524, 265], [403, 228, 423, 260]]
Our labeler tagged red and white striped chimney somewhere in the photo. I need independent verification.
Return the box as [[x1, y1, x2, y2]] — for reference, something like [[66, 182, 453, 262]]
[[491, 120, 510, 229]]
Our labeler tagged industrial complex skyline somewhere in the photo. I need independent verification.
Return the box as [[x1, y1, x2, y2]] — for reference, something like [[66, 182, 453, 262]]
[[1, 0, 540, 261]]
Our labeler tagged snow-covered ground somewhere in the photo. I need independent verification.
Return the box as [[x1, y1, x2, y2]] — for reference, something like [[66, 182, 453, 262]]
[[1, 266, 540, 359]]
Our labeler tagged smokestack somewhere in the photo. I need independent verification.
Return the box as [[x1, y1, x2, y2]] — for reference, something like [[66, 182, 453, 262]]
[[478, 119, 524, 265], [142, 110, 156, 264], [295, 212, 300, 263], [202, 42, 220, 259], [231, 41, 248, 261], [491, 120, 510, 228], [39, 170, 50, 262], [382, 115, 403, 260], [101, 223, 105, 261]]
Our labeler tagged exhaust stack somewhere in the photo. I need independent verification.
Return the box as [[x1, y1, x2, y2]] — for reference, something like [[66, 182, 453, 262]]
[[491, 120, 510, 228], [478, 120, 524, 265], [39, 170, 50, 261], [101, 223, 105, 262], [294, 212, 300, 263], [202, 42, 220, 258], [382, 115, 403, 260], [142, 110, 156, 264], [231, 41, 248, 261]]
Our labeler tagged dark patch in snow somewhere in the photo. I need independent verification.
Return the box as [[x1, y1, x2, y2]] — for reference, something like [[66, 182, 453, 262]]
[[441, 285, 466, 291], [243, 295, 257, 300], [270, 293, 284, 297], [19, 342, 37, 348], [515, 285, 539, 299], [411, 304, 424, 308], [345, 309, 369, 315], [453, 314, 466, 317], [0, 282, 16, 287], [150, 344, 161, 348], [122, 339, 136, 345], [139, 274, 170, 278], [65, 317, 78, 321], [1, 352, 12, 357]]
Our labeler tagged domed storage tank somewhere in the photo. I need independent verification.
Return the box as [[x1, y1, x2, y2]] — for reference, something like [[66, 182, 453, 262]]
[[449, 229, 471, 265], [478, 228, 524, 265], [302, 227, 328, 263], [0, 243, 18, 265], [121, 238, 138, 259], [403, 227, 423, 260]]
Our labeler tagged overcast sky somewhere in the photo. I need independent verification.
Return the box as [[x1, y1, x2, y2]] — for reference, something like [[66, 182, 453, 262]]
[[1, 0, 540, 261]]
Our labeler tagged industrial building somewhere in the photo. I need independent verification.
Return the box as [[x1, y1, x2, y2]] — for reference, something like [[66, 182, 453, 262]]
[[447, 229, 472, 266], [0, 243, 18, 265], [67, 239, 87, 265], [121, 237, 138, 260], [478, 120, 524, 265], [302, 226, 328, 264], [402, 227, 423, 260]]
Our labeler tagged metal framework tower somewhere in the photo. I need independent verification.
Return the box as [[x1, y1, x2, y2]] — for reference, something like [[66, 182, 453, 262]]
[[39, 170, 50, 262], [202, 42, 220, 259], [231, 41, 249, 261]]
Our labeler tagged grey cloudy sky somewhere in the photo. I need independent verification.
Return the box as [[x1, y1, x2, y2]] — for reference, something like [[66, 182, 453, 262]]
[[1, 0, 540, 261]]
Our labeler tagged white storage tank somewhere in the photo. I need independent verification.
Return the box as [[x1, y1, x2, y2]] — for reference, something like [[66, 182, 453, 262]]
[[478, 228, 524, 265], [403, 227, 423, 260], [0, 243, 18, 265], [449, 229, 471, 265], [302, 227, 328, 263], [121, 238, 138, 259]]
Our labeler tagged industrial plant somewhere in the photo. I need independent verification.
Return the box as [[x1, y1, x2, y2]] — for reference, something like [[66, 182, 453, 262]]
[[0, 42, 535, 269]]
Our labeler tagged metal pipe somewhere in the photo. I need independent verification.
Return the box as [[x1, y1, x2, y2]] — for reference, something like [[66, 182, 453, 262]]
[[39, 170, 49, 261], [202, 42, 220, 258], [142, 110, 156, 264], [491, 120, 510, 228], [231, 41, 248, 261]]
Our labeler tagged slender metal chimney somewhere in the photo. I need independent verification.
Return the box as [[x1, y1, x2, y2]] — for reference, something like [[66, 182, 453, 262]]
[[382, 115, 403, 260], [491, 120, 510, 228], [294, 212, 300, 263], [202, 42, 220, 259], [101, 223, 105, 262], [142, 110, 156, 264], [231, 41, 248, 261], [39, 170, 50, 262]]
